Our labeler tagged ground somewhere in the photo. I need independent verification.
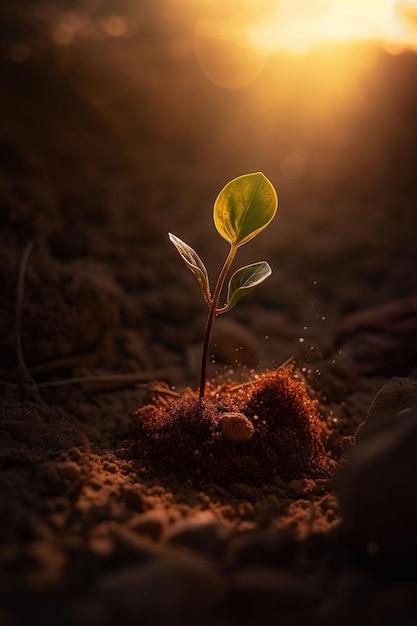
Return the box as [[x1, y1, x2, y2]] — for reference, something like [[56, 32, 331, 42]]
[[1, 2, 417, 625]]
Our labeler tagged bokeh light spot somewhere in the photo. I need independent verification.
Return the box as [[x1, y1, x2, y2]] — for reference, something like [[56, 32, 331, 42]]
[[104, 16, 128, 38]]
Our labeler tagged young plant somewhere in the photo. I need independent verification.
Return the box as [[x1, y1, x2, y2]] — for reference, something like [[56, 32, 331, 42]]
[[169, 172, 278, 399]]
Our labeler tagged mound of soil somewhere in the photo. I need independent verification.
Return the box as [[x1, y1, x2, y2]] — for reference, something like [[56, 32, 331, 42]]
[[133, 367, 332, 485]]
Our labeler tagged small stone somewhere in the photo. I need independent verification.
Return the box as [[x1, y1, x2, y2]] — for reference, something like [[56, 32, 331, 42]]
[[355, 376, 417, 443], [219, 413, 254, 443]]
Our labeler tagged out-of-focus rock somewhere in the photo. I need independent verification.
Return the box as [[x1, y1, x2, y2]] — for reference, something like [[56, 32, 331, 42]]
[[336, 407, 417, 563], [226, 531, 296, 570], [338, 295, 417, 375], [92, 550, 223, 626], [127, 509, 169, 541], [228, 567, 318, 623], [211, 318, 259, 367], [164, 515, 232, 559], [355, 376, 417, 443]]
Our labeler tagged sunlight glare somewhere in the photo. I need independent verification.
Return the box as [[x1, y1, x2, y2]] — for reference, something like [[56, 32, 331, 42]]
[[180, 0, 417, 89], [247, 0, 417, 53]]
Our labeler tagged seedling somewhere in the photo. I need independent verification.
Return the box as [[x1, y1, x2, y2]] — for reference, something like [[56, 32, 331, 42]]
[[169, 172, 278, 399]]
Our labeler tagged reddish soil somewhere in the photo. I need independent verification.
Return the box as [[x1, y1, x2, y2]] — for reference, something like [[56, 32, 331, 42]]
[[1, 2, 417, 625], [133, 367, 332, 486]]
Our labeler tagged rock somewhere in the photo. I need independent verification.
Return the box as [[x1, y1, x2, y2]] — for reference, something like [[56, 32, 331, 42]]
[[121, 485, 144, 512], [164, 515, 232, 559], [338, 295, 417, 375], [211, 318, 259, 367], [93, 550, 223, 626], [355, 376, 417, 443], [228, 567, 318, 623], [336, 407, 417, 563], [127, 510, 168, 541], [55, 461, 82, 482], [108, 524, 158, 565], [227, 531, 296, 569]]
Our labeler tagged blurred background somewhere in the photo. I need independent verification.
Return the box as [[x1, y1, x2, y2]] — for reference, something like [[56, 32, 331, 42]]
[[1, 0, 417, 377]]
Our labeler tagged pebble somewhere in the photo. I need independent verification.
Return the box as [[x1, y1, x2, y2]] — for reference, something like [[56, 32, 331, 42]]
[[219, 412, 254, 443], [336, 407, 417, 563]]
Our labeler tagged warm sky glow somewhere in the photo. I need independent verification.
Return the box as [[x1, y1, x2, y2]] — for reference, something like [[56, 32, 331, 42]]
[[246, 0, 417, 53], [187, 0, 417, 88]]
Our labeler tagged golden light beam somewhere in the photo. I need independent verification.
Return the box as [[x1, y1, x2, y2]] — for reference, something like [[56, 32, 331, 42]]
[[247, 0, 417, 53]]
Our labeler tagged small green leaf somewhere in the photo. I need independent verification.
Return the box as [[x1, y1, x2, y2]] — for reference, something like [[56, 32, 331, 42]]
[[213, 172, 278, 248], [219, 261, 272, 313], [169, 233, 211, 304]]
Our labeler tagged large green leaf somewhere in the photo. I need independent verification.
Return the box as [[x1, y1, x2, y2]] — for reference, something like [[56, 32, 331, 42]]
[[213, 172, 278, 248], [219, 261, 272, 313], [169, 233, 211, 304]]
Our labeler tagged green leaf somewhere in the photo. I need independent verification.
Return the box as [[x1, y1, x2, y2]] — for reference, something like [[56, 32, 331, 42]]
[[169, 233, 211, 304], [213, 172, 278, 248], [219, 261, 272, 313]]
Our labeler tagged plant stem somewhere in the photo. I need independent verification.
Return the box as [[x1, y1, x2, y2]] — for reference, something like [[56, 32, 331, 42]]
[[199, 244, 237, 399]]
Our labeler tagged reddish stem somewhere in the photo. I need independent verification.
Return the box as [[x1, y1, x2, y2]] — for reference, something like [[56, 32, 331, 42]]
[[199, 244, 237, 400]]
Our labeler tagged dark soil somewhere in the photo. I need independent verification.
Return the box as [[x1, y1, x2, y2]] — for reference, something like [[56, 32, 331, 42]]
[[1, 2, 417, 625]]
